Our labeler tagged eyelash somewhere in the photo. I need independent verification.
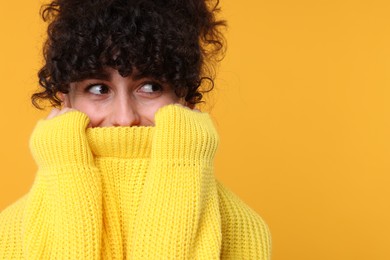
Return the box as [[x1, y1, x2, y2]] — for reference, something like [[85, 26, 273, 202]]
[[84, 82, 164, 96], [138, 82, 164, 94], [86, 84, 109, 95]]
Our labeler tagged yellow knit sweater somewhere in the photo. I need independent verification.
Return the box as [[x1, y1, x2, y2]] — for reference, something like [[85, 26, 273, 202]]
[[0, 105, 271, 259]]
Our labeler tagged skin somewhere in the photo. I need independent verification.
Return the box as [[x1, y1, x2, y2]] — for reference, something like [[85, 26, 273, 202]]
[[48, 68, 188, 127]]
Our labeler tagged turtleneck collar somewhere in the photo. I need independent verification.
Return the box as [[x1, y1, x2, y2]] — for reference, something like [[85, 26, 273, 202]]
[[86, 126, 154, 159]]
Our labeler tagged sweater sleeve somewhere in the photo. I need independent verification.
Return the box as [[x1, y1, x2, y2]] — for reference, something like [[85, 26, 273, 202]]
[[21, 111, 102, 259], [217, 182, 272, 260], [130, 105, 222, 259]]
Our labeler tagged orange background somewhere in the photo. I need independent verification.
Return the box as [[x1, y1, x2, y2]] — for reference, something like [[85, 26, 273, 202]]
[[1, 1, 390, 259]]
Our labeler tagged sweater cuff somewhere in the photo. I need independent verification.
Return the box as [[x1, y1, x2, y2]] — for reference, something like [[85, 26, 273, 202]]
[[29, 111, 94, 169], [152, 104, 219, 162]]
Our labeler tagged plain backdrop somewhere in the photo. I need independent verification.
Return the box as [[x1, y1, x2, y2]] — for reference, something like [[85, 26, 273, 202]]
[[1, 1, 390, 259]]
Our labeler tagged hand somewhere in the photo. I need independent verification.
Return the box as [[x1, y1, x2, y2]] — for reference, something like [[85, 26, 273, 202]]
[[30, 107, 94, 167], [46, 107, 77, 120], [46, 107, 93, 128], [153, 104, 219, 160], [173, 102, 201, 112]]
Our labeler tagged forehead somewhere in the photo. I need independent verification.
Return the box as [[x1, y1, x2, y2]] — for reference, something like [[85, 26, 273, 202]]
[[74, 67, 146, 82]]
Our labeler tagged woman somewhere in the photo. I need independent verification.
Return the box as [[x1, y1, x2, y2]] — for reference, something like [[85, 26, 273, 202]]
[[0, 0, 271, 258]]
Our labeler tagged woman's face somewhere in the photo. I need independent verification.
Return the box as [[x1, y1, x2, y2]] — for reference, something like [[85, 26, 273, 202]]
[[62, 68, 183, 127]]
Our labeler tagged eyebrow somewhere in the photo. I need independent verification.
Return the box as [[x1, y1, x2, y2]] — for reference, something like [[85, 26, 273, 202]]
[[82, 71, 112, 81], [77, 69, 158, 83]]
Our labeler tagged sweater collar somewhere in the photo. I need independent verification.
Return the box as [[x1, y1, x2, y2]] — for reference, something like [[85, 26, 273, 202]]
[[86, 126, 154, 159]]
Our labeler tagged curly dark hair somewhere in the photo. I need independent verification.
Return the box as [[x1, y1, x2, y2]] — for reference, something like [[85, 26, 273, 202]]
[[31, 0, 226, 108]]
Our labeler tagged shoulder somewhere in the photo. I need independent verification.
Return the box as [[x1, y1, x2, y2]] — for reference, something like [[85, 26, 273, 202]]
[[0, 195, 28, 258], [0, 194, 28, 227], [216, 181, 272, 260]]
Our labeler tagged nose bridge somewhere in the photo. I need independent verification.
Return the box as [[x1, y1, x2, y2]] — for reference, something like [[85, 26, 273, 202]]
[[111, 94, 140, 126]]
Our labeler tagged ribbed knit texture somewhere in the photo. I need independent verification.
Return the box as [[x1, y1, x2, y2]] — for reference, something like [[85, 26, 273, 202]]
[[0, 104, 271, 259]]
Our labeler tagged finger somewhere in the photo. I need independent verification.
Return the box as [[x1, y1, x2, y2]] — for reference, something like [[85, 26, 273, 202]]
[[57, 107, 76, 116], [61, 93, 71, 108], [184, 102, 200, 112], [46, 107, 77, 120], [46, 108, 60, 119]]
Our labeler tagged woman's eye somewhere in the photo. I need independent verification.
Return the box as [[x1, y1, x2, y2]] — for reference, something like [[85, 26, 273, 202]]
[[139, 83, 163, 94], [87, 84, 109, 95]]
